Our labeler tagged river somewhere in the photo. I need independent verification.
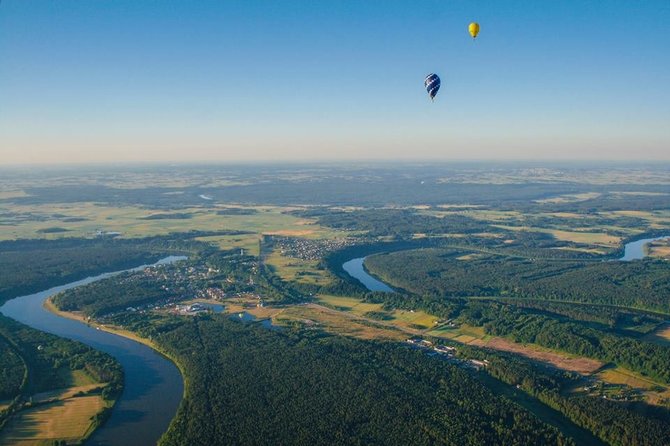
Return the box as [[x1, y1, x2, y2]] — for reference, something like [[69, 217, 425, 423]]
[[0, 256, 186, 446], [341, 257, 395, 292], [618, 235, 670, 261]]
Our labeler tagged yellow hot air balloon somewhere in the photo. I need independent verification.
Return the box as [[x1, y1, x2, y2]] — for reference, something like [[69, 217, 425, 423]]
[[469, 22, 480, 39]]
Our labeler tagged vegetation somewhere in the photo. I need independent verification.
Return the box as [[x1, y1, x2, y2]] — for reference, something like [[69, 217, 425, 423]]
[[365, 248, 670, 312], [475, 350, 670, 446], [457, 302, 670, 384], [2, 164, 669, 445], [0, 236, 193, 305], [0, 315, 123, 443], [152, 316, 570, 446]]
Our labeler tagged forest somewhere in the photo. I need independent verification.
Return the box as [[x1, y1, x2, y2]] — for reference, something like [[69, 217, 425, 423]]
[[147, 315, 570, 446], [364, 248, 670, 313]]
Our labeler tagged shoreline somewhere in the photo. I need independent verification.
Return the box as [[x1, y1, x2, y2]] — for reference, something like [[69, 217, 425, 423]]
[[43, 298, 190, 444]]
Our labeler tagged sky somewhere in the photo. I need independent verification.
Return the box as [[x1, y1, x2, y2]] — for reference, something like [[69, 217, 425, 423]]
[[0, 0, 669, 164]]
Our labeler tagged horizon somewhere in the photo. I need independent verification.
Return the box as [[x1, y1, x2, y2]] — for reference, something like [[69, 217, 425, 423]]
[[1, 1, 669, 164], [2, 158, 670, 170]]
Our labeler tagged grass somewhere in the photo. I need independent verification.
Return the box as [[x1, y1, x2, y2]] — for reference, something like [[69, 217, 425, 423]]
[[0, 362, 112, 446], [276, 304, 404, 341], [0, 396, 106, 445], [265, 251, 333, 286], [597, 367, 670, 406], [647, 239, 670, 259], [196, 234, 260, 255], [316, 295, 439, 331], [534, 192, 601, 204], [0, 190, 29, 199], [0, 203, 346, 242], [492, 225, 621, 247], [317, 294, 384, 313]]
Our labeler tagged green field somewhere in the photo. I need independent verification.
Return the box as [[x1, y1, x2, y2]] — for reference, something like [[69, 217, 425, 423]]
[[266, 251, 333, 285], [0, 203, 346, 242]]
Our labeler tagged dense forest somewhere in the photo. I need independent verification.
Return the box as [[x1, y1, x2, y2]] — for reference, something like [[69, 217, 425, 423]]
[[365, 248, 670, 312], [139, 315, 570, 446]]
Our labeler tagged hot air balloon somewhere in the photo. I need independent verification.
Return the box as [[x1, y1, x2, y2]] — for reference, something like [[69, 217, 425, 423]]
[[424, 73, 441, 101], [469, 22, 480, 39]]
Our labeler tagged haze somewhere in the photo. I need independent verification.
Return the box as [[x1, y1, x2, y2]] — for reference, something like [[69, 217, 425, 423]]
[[1, 1, 669, 164]]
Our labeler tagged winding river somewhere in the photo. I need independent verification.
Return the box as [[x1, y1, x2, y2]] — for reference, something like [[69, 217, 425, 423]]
[[0, 256, 186, 446], [345, 236, 670, 293], [0, 234, 665, 444]]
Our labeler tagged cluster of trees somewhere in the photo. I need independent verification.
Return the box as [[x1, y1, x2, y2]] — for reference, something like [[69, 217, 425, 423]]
[[0, 316, 123, 397], [458, 302, 670, 384], [499, 298, 663, 334], [151, 316, 569, 446], [365, 248, 670, 312], [52, 273, 172, 317], [0, 335, 25, 400]]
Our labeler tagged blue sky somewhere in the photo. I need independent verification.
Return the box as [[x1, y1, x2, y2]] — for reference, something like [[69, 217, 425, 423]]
[[1, 0, 669, 164]]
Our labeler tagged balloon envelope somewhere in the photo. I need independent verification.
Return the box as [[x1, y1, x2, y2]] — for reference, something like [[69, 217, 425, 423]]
[[469, 22, 480, 39], [424, 73, 441, 100]]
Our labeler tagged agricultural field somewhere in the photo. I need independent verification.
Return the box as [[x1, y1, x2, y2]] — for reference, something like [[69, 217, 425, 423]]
[[196, 233, 261, 255], [647, 239, 670, 259], [265, 251, 333, 286], [534, 192, 602, 204], [596, 367, 670, 406], [0, 316, 122, 446], [0, 395, 106, 445], [0, 202, 345, 242], [492, 225, 621, 247]]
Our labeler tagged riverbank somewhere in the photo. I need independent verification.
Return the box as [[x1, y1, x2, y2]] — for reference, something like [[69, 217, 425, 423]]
[[43, 297, 191, 445], [44, 299, 157, 350]]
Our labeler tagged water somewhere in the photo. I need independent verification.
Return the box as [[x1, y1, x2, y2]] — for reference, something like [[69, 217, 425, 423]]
[[0, 256, 187, 446], [196, 302, 225, 313], [342, 257, 395, 292], [231, 311, 280, 330], [619, 236, 670, 261]]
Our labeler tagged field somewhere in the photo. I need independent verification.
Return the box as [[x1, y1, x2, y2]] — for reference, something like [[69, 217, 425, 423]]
[[534, 192, 602, 204], [0, 367, 111, 445], [492, 225, 621, 247], [265, 251, 333, 286], [647, 239, 670, 259], [315, 295, 606, 375], [276, 304, 406, 341], [196, 233, 261, 255], [0, 202, 345, 242], [317, 294, 438, 330], [0, 396, 106, 445], [597, 367, 670, 406]]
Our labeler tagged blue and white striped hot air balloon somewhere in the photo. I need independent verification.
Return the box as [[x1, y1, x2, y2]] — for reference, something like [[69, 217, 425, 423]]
[[424, 73, 441, 101]]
